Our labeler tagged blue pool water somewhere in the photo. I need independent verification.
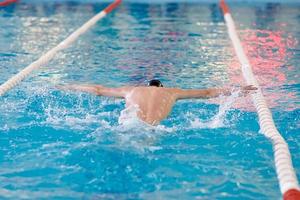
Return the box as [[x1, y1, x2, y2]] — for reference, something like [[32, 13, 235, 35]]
[[0, 1, 299, 199]]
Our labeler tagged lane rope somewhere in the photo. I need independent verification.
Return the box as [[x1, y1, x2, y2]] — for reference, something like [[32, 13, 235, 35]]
[[219, 1, 300, 199], [0, 0, 122, 96], [0, 0, 18, 7]]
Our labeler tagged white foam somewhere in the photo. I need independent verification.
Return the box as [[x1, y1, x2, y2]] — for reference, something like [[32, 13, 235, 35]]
[[83, 104, 175, 153], [190, 90, 239, 129], [118, 104, 141, 126]]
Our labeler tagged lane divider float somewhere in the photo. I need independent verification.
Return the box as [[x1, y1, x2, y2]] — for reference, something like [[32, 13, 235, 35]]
[[219, 1, 300, 199], [0, 0, 18, 7], [0, 0, 122, 96]]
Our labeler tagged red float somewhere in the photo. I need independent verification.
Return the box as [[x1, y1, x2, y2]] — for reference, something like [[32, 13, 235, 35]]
[[284, 189, 300, 200], [0, 0, 18, 7], [104, 0, 122, 14]]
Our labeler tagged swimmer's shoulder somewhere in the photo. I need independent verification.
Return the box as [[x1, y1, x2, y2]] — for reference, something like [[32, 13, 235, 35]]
[[164, 87, 182, 93], [163, 87, 185, 99]]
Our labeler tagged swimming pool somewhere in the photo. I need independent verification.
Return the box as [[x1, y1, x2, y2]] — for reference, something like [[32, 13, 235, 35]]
[[0, 0, 299, 199]]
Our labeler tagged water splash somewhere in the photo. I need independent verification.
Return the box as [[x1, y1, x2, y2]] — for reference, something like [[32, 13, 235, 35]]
[[118, 104, 141, 126], [190, 90, 240, 129]]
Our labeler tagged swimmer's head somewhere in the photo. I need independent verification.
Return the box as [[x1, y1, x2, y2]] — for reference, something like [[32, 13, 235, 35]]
[[148, 79, 163, 87]]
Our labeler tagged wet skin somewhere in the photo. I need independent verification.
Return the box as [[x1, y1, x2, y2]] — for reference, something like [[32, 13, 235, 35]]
[[57, 84, 257, 125]]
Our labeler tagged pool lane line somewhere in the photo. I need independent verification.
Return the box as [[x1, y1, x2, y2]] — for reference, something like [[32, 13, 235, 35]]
[[0, 0, 122, 96], [0, 0, 17, 7], [0, 0, 18, 7], [219, 0, 300, 199]]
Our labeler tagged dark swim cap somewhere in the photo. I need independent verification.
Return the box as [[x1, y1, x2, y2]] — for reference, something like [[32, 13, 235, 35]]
[[148, 79, 163, 87]]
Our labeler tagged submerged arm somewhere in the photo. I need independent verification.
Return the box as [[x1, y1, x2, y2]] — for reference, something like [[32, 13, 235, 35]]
[[175, 85, 257, 99], [57, 84, 132, 98]]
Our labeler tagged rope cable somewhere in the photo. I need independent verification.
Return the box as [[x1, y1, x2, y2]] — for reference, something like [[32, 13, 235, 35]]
[[0, 0, 122, 96], [219, 1, 300, 199]]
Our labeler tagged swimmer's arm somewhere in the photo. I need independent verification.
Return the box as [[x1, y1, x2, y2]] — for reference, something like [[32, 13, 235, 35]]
[[57, 84, 132, 98], [174, 88, 231, 99], [57, 84, 100, 94], [96, 86, 133, 98], [174, 85, 257, 99]]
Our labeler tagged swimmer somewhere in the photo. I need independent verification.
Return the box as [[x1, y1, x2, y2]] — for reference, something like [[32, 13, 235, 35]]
[[57, 80, 257, 125]]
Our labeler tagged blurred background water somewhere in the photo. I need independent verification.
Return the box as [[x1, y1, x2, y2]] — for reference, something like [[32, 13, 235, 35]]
[[0, 1, 299, 199]]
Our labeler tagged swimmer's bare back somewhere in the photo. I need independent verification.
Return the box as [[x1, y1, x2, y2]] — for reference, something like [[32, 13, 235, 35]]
[[57, 84, 257, 125]]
